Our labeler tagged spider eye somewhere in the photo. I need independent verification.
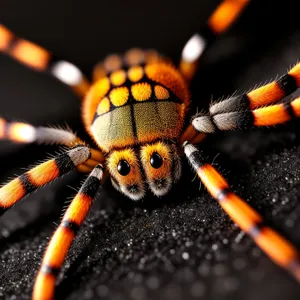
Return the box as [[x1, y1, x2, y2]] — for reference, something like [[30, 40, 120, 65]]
[[117, 159, 131, 176], [150, 152, 163, 169]]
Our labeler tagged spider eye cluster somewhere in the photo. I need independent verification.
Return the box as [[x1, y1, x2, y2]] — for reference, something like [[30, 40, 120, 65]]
[[117, 152, 163, 177], [108, 142, 181, 200], [117, 159, 131, 176], [150, 152, 163, 169]]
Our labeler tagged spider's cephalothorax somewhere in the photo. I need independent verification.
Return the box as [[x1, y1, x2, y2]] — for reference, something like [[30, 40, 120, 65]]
[[82, 49, 189, 199]]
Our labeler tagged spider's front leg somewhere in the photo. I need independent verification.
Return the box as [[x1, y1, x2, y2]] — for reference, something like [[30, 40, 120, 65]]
[[32, 164, 103, 300], [0, 120, 104, 172], [0, 145, 91, 216], [192, 95, 300, 133], [191, 62, 300, 134], [188, 60, 300, 134], [208, 62, 300, 115], [183, 142, 300, 282]]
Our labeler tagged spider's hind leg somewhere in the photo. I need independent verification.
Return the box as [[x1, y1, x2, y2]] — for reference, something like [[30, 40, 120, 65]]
[[184, 142, 300, 282], [179, 0, 250, 82], [0, 24, 90, 97]]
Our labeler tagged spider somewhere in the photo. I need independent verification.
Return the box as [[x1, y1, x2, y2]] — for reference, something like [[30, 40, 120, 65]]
[[1, 0, 300, 299]]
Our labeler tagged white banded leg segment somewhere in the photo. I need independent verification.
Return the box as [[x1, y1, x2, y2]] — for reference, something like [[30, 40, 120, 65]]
[[181, 34, 207, 63], [51, 60, 84, 87], [192, 96, 300, 133], [68, 146, 91, 166], [1, 121, 37, 143], [192, 111, 254, 133], [209, 63, 300, 115], [179, 0, 250, 82], [0, 118, 77, 145], [179, 29, 215, 81], [35, 127, 77, 145], [49, 59, 90, 98], [209, 94, 250, 115], [192, 115, 217, 134], [0, 24, 90, 98], [77, 148, 105, 173]]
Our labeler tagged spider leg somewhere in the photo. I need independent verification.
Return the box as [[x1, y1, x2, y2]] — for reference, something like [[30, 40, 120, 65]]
[[0, 118, 105, 172], [192, 96, 300, 133], [184, 142, 300, 282], [209, 62, 300, 114], [179, 124, 207, 146], [179, 0, 250, 82], [32, 164, 103, 300], [0, 145, 91, 217], [0, 24, 90, 97], [0, 118, 78, 145]]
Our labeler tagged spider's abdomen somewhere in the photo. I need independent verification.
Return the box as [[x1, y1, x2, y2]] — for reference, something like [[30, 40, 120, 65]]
[[82, 49, 189, 152]]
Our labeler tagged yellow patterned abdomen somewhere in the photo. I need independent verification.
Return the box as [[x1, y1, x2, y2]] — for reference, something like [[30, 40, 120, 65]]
[[82, 49, 189, 152]]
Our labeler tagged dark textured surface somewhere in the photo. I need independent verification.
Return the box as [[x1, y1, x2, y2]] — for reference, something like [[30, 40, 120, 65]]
[[1, 0, 300, 299]]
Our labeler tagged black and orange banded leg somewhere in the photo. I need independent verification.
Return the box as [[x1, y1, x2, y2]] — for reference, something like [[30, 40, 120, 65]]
[[183, 142, 300, 282], [180, 0, 250, 82], [32, 164, 103, 300], [0, 146, 91, 217], [209, 62, 300, 115], [192, 96, 300, 133], [0, 118, 105, 172], [0, 24, 90, 97]]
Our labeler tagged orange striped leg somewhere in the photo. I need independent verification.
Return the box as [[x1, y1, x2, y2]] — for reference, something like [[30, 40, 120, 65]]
[[0, 118, 105, 172], [77, 148, 105, 173], [180, 0, 250, 82], [184, 142, 300, 282], [0, 24, 90, 97], [32, 164, 103, 300], [192, 97, 300, 133], [209, 62, 300, 115], [0, 146, 91, 217], [179, 123, 206, 146]]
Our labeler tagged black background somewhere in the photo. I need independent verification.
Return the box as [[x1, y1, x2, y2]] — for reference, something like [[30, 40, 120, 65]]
[[1, 0, 300, 299]]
